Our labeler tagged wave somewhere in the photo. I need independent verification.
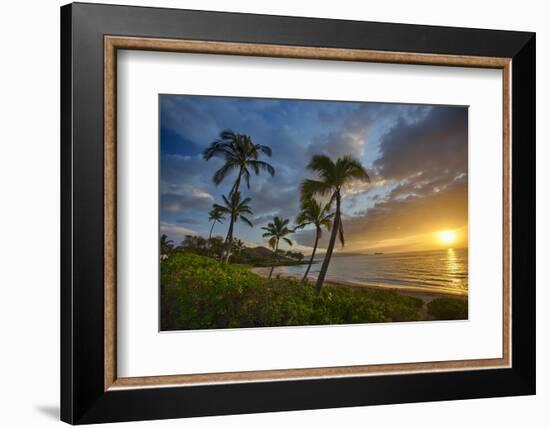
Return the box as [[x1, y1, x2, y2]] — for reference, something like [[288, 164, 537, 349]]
[[283, 248, 468, 292]]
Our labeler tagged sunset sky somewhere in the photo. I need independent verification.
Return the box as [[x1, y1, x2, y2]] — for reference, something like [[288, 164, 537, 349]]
[[160, 95, 468, 254]]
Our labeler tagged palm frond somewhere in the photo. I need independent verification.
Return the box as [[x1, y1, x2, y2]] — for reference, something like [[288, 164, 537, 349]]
[[307, 154, 334, 174], [239, 196, 252, 206], [248, 160, 275, 177], [219, 129, 237, 141], [294, 221, 308, 230], [212, 203, 229, 214], [221, 194, 231, 207], [204, 130, 274, 193], [208, 208, 225, 222], [339, 155, 370, 182], [301, 179, 332, 201], [239, 207, 253, 216], [261, 222, 275, 231], [213, 162, 237, 185], [282, 237, 293, 246], [242, 168, 251, 189], [261, 216, 294, 246], [239, 215, 254, 227], [257, 144, 272, 157], [338, 219, 345, 247], [202, 130, 238, 160], [202, 141, 228, 160], [320, 217, 333, 231]]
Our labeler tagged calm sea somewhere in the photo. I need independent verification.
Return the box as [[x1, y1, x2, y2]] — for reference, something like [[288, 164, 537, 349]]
[[283, 248, 468, 294]]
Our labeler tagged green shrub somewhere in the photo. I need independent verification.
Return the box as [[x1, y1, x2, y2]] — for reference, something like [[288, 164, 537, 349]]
[[427, 298, 468, 320], [161, 252, 423, 330]]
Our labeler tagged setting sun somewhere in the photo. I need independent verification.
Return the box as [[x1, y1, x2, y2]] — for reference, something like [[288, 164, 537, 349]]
[[437, 230, 457, 246]]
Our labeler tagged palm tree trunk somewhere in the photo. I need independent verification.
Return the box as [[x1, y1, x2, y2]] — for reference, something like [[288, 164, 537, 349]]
[[222, 218, 234, 264], [302, 228, 320, 282], [208, 221, 215, 240], [229, 167, 244, 196], [221, 167, 246, 264], [268, 239, 279, 279], [315, 193, 340, 294]]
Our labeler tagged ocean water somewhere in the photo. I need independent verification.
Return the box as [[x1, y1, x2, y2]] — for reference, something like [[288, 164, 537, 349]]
[[283, 248, 468, 294]]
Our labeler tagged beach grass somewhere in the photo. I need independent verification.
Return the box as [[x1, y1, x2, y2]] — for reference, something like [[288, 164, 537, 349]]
[[427, 297, 468, 320], [161, 252, 429, 331]]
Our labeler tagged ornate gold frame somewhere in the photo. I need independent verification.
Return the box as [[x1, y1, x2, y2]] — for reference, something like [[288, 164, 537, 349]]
[[104, 36, 512, 391]]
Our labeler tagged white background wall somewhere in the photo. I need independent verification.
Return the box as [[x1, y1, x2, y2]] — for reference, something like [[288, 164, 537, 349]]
[[0, 0, 546, 427]]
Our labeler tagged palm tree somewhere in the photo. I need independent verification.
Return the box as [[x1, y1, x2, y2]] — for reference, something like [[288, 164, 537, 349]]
[[203, 130, 275, 196], [213, 192, 254, 263], [295, 198, 334, 283], [261, 216, 294, 279], [232, 238, 246, 252], [301, 155, 370, 293], [207, 207, 225, 239], [160, 234, 174, 256], [231, 239, 247, 259]]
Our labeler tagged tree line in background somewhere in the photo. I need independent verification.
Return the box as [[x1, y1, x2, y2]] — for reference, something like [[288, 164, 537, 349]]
[[162, 129, 370, 293], [160, 233, 304, 267]]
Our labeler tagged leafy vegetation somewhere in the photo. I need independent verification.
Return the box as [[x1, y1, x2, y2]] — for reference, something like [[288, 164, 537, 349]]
[[161, 252, 424, 330], [427, 297, 468, 320], [160, 234, 175, 256], [167, 234, 305, 267]]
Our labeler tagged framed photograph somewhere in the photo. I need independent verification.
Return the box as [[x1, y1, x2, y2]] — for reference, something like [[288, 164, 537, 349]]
[[61, 2, 535, 424]]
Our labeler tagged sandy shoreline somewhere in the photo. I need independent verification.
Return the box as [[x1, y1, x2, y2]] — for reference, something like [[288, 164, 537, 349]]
[[250, 266, 467, 303]]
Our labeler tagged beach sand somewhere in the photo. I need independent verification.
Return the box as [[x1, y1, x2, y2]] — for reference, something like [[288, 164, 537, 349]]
[[250, 266, 467, 304]]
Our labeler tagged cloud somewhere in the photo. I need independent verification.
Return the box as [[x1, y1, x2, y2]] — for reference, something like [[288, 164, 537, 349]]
[[295, 178, 467, 251], [373, 106, 467, 182], [294, 107, 468, 252], [161, 153, 218, 186], [160, 222, 198, 242], [160, 96, 468, 252], [306, 130, 365, 160], [160, 96, 220, 147], [161, 184, 214, 214], [176, 217, 202, 225]]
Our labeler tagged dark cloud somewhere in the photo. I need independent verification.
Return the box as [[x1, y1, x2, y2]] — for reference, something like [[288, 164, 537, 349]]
[[306, 130, 364, 160], [373, 106, 467, 182], [247, 178, 301, 224]]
